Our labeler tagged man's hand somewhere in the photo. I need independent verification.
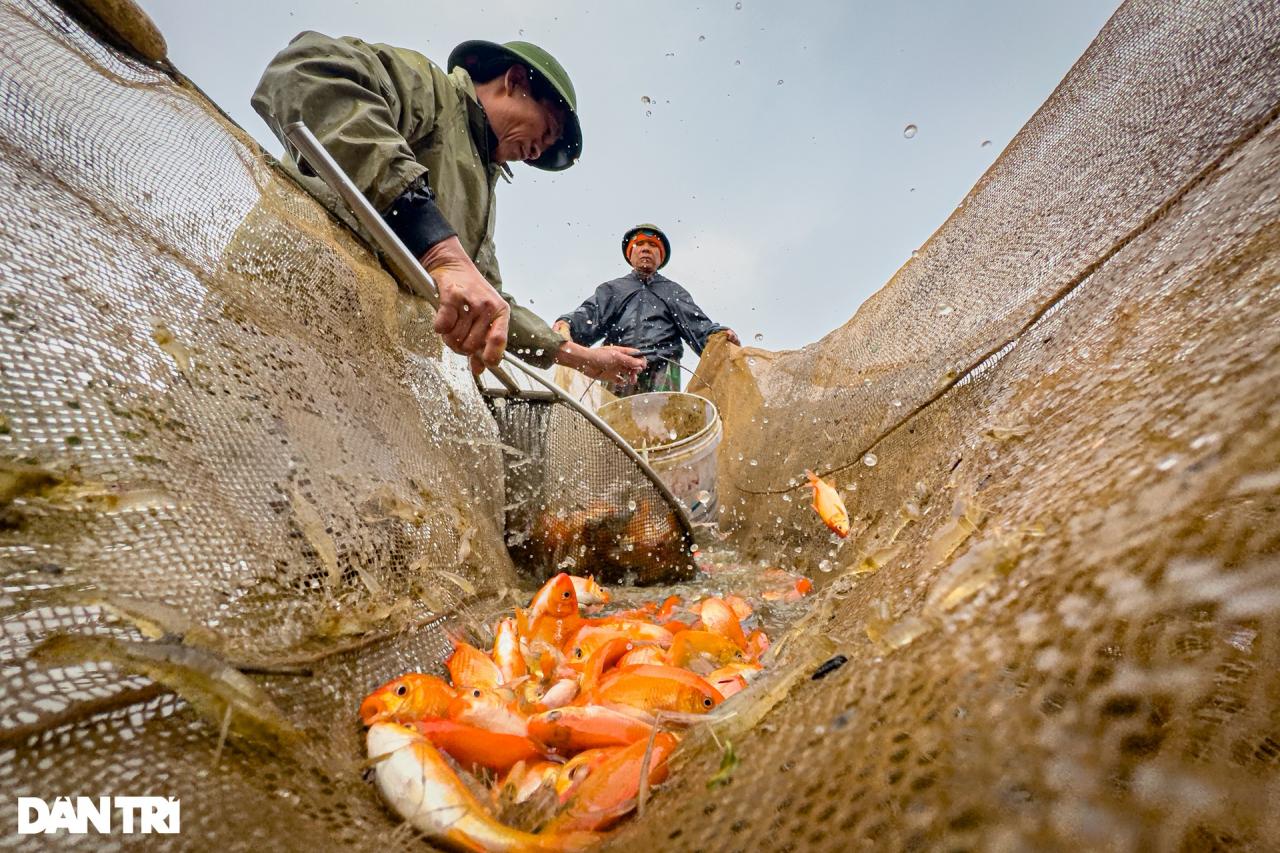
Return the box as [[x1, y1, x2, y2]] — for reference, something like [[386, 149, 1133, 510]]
[[718, 328, 741, 346], [554, 341, 646, 384], [552, 320, 572, 341], [420, 236, 510, 375]]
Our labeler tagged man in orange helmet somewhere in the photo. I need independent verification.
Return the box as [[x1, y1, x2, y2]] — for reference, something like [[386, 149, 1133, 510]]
[[554, 224, 738, 397]]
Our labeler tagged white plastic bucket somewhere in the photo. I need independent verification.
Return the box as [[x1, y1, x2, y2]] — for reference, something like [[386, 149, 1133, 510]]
[[596, 392, 722, 522]]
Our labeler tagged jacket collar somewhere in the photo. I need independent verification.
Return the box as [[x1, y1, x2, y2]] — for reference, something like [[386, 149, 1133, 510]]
[[454, 68, 514, 182], [628, 269, 666, 286]]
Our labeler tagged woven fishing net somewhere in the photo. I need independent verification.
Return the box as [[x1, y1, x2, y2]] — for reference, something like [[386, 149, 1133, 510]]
[[1, 0, 1278, 850]]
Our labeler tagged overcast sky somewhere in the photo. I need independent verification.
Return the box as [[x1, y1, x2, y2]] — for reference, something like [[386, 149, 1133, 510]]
[[139, 0, 1120, 361]]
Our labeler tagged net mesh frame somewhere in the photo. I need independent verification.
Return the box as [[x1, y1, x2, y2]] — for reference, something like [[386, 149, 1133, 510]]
[[1, 0, 1278, 850]]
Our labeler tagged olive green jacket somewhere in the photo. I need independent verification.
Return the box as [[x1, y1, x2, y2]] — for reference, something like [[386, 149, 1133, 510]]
[[252, 31, 564, 367]]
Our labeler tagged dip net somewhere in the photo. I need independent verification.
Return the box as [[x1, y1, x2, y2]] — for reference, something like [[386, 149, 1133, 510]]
[[1, 0, 1278, 850]]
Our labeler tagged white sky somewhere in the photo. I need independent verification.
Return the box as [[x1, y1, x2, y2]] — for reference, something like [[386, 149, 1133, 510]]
[[139, 0, 1121, 361]]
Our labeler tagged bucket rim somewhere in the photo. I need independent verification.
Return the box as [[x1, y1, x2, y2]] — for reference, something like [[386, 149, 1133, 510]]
[[596, 391, 721, 456]]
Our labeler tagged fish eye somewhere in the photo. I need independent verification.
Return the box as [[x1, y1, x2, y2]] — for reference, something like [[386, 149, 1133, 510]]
[[703, 697, 714, 708], [562, 590, 571, 598], [395, 684, 408, 696], [471, 689, 481, 698], [574, 648, 583, 658]]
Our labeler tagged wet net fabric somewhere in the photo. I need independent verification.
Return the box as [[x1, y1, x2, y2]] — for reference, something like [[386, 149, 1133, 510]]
[[487, 395, 695, 585], [613, 0, 1280, 850], [0, 0, 519, 847], [1, 0, 1278, 851]]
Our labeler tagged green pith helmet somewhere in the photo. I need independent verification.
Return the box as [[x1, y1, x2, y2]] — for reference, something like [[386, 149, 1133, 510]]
[[621, 223, 672, 269], [448, 40, 582, 171]]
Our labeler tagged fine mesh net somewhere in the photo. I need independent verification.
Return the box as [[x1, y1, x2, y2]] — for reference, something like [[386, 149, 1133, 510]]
[[2, 0, 1279, 850], [486, 394, 696, 585]]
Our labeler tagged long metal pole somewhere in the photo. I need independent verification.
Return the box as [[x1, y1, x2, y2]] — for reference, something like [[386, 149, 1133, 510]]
[[282, 121, 696, 539], [282, 122, 520, 393]]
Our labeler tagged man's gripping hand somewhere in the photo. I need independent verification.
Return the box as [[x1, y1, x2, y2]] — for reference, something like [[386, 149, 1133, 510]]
[[420, 236, 510, 375]]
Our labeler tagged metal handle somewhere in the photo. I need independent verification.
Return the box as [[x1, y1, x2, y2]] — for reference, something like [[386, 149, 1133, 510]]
[[283, 120, 695, 540], [283, 121, 520, 393]]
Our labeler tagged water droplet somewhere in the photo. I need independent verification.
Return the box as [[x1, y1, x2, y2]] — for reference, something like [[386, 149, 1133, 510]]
[[627, 499, 637, 511], [698, 34, 706, 41], [735, 0, 742, 7], [782, 493, 792, 502], [938, 305, 953, 317], [753, 332, 763, 342], [640, 95, 652, 104], [645, 110, 652, 117], [776, 79, 784, 86], [749, 458, 758, 467], [902, 124, 918, 139], [818, 559, 833, 573], [734, 59, 742, 65], [981, 139, 992, 148], [862, 453, 878, 467], [891, 399, 902, 408], [1190, 432, 1220, 451], [1156, 455, 1180, 472]]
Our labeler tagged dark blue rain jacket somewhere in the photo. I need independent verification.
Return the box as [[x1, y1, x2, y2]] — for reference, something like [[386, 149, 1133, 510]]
[[556, 271, 726, 366]]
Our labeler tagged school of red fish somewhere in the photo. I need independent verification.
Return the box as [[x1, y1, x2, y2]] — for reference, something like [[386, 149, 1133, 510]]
[[359, 569, 813, 851]]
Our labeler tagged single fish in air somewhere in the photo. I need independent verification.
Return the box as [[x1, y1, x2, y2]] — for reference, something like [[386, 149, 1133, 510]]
[[805, 469, 850, 537]]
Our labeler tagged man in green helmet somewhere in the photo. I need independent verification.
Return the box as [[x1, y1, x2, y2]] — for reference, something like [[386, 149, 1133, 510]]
[[252, 32, 646, 384], [554, 224, 739, 397]]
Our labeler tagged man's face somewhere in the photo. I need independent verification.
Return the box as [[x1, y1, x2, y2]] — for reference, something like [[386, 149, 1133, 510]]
[[487, 68, 565, 165], [629, 236, 663, 275]]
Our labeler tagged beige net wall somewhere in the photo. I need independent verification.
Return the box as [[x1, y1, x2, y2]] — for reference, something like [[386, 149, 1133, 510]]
[[631, 0, 1280, 849], [1, 0, 1278, 850], [0, 0, 521, 847]]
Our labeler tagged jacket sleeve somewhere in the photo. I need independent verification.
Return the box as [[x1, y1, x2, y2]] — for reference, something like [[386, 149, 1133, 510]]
[[666, 283, 725, 355], [556, 285, 611, 347], [251, 31, 455, 254]]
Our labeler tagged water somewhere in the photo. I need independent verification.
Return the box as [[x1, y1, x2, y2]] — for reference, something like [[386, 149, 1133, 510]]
[[903, 124, 918, 139]]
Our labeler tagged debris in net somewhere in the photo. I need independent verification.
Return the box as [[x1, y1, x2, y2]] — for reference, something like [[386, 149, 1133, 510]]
[[804, 469, 850, 537], [706, 738, 738, 788], [30, 634, 302, 748], [810, 654, 848, 680], [922, 498, 985, 569], [360, 571, 785, 844], [149, 320, 194, 378], [926, 530, 1024, 613], [982, 423, 1030, 442]]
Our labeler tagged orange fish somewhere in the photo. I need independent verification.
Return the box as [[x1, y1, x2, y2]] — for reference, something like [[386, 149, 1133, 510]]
[[696, 597, 748, 650], [567, 622, 674, 663], [617, 646, 667, 668], [594, 664, 724, 715], [498, 759, 562, 805], [723, 594, 754, 621], [410, 718, 544, 775], [705, 661, 764, 698], [744, 628, 771, 661], [367, 722, 597, 851], [529, 573, 579, 621], [554, 747, 621, 801], [446, 640, 504, 690], [579, 636, 642, 694], [449, 687, 529, 738], [359, 672, 457, 725], [805, 469, 850, 537], [492, 618, 527, 684], [527, 705, 655, 753], [667, 629, 747, 672], [568, 575, 610, 606], [544, 733, 679, 833]]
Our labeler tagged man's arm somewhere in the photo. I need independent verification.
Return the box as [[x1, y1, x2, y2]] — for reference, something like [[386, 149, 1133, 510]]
[[665, 283, 738, 353], [554, 286, 610, 347], [253, 32, 508, 372]]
